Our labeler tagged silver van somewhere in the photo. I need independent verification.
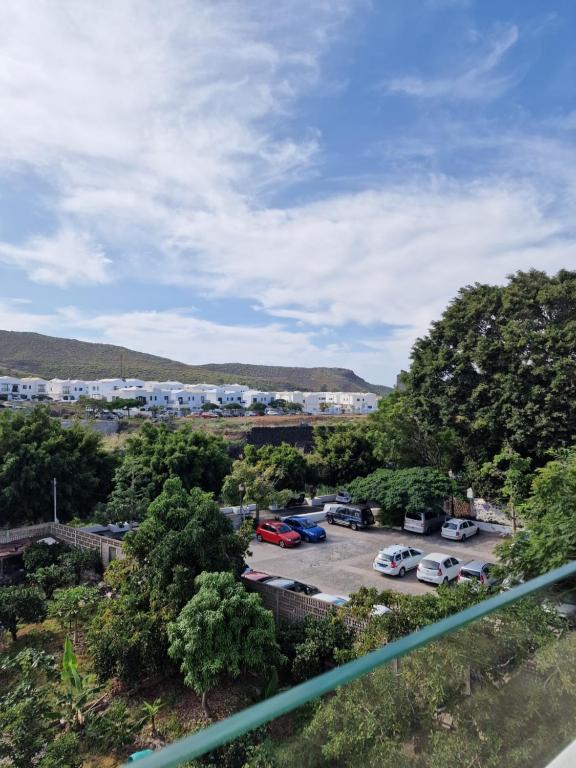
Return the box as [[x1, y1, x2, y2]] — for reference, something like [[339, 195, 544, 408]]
[[404, 509, 446, 535]]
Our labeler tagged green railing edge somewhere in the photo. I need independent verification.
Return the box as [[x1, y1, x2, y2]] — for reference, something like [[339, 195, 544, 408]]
[[123, 560, 576, 768]]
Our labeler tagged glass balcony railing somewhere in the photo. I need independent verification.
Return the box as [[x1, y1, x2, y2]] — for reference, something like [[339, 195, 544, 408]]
[[122, 561, 576, 768]]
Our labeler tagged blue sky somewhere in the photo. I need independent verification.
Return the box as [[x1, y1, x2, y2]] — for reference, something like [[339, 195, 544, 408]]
[[0, 0, 575, 385]]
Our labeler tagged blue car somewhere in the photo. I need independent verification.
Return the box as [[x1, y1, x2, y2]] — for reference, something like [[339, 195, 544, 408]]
[[283, 516, 327, 542]]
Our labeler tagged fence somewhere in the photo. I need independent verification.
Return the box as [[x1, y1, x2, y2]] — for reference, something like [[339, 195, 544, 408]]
[[0, 522, 125, 567]]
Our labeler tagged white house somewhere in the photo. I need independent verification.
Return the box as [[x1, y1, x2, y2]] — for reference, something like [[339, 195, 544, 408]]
[[48, 379, 90, 401], [240, 390, 276, 407], [0, 376, 22, 399], [18, 377, 49, 399]]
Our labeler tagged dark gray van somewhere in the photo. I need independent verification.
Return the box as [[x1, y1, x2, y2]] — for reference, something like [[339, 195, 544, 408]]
[[324, 504, 375, 530], [404, 509, 446, 535]]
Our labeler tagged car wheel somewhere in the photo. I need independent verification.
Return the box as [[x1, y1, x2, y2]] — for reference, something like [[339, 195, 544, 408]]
[[279, 540, 286, 548], [327, 516, 334, 524], [351, 522, 358, 531], [302, 534, 309, 543], [256, 534, 263, 542], [442, 577, 448, 585], [399, 567, 406, 578]]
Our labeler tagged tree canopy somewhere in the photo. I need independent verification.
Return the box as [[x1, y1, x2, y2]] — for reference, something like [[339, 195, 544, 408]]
[[311, 423, 380, 485], [348, 467, 455, 527], [243, 443, 308, 491], [0, 406, 115, 524], [124, 477, 247, 617], [168, 571, 280, 715], [122, 422, 232, 498], [409, 270, 576, 468]]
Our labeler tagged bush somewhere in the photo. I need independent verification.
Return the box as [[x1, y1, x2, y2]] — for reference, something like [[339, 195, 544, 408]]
[[39, 733, 82, 768], [84, 700, 135, 752], [23, 542, 70, 573]]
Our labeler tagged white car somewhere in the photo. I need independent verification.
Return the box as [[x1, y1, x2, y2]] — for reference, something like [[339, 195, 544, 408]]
[[335, 489, 352, 504], [417, 552, 462, 585], [441, 518, 479, 541], [373, 544, 424, 577]]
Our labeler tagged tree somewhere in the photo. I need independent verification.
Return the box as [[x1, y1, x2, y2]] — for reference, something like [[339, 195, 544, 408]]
[[0, 406, 116, 524], [348, 467, 455, 527], [59, 636, 101, 728], [140, 698, 163, 737], [244, 443, 308, 491], [168, 571, 281, 716], [87, 595, 167, 686], [23, 541, 70, 572], [29, 563, 75, 598], [312, 424, 380, 485], [125, 477, 248, 617], [290, 614, 354, 682], [369, 390, 459, 471], [202, 402, 220, 412], [248, 402, 266, 414], [221, 462, 279, 509], [498, 447, 576, 579], [122, 422, 231, 497], [49, 586, 100, 644], [478, 446, 532, 533], [409, 270, 576, 468], [102, 455, 156, 523], [0, 587, 47, 641]]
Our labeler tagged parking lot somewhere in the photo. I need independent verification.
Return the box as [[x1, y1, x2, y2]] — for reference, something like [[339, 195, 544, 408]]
[[247, 523, 502, 597]]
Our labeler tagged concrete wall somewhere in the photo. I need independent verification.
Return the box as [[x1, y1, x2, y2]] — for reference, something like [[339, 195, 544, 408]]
[[246, 424, 315, 451], [244, 578, 368, 632]]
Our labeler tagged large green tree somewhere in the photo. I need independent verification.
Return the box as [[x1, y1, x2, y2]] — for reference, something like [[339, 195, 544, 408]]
[[168, 571, 281, 716], [311, 424, 380, 486], [498, 447, 576, 579], [243, 443, 308, 491], [125, 477, 247, 616], [121, 422, 231, 497], [348, 467, 454, 527], [0, 587, 47, 641], [409, 270, 576, 467], [0, 406, 116, 524]]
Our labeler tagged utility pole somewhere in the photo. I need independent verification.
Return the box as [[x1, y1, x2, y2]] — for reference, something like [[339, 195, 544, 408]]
[[120, 353, 125, 380], [53, 478, 59, 524]]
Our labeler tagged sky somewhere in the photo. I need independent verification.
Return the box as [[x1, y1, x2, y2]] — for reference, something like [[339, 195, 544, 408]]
[[0, 0, 575, 386]]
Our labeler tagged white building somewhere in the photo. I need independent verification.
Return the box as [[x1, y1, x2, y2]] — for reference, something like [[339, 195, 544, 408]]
[[48, 379, 90, 401], [240, 390, 277, 407], [19, 377, 49, 399], [0, 376, 23, 399]]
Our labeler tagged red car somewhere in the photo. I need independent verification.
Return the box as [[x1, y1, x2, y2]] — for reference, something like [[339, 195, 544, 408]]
[[256, 521, 301, 548]]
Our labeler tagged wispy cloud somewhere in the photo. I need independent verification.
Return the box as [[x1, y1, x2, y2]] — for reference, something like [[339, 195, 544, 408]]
[[383, 24, 519, 100]]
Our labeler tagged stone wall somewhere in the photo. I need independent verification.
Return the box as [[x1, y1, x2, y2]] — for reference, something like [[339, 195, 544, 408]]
[[246, 424, 316, 451]]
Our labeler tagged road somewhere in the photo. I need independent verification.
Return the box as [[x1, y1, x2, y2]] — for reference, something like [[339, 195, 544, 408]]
[[246, 523, 503, 597]]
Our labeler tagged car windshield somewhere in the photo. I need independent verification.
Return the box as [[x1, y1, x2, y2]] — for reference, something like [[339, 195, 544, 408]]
[[300, 520, 315, 529], [420, 559, 440, 570], [276, 524, 291, 533]]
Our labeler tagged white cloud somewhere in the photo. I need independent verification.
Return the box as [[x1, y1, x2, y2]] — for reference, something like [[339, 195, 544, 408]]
[[384, 24, 519, 100], [0, 229, 110, 286]]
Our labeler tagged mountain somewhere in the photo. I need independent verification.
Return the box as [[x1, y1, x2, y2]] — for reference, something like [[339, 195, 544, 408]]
[[0, 330, 391, 394]]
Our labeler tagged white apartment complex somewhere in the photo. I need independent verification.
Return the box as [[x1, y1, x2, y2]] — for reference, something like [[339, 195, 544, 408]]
[[0, 375, 379, 414]]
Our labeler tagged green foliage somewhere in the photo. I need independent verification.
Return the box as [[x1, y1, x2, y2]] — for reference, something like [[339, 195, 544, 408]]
[[498, 447, 576, 578], [168, 572, 281, 713], [244, 443, 308, 491], [23, 541, 70, 572], [87, 595, 167, 686], [311, 424, 380, 485], [348, 467, 454, 527], [409, 269, 576, 468], [369, 390, 460, 470], [126, 477, 247, 617], [0, 406, 116, 524], [290, 614, 354, 682], [60, 636, 101, 728], [38, 733, 82, 768], [140, 698, 164, 735], [84, 699, 136, 752], [29, 563, 75, 598], [102, 455, 157, 522], [221, 461, 279, 509], [123, 422, 232, 497], [49, 586, 100, 643], [247, 401, 267, 414], [0, 586, 47, 641]]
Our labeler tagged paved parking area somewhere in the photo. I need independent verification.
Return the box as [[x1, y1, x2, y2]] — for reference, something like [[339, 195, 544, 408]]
[[246, 523, 503, 597]]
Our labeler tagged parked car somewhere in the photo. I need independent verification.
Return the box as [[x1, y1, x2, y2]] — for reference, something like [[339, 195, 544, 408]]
[[457, 560, 498, 588], [404, 509, 446, 535], [313, 592, 349, 607], [324, 504, 375, 530], [255, 521, 301, 548], [373, 544, 424, 577], [264, 577, 320, 596], [285, 493, 306, 508], [417, 552, 462, 585], [283, 516, 326, 542], [241, 570, 275, 583], [441, 518, 479, 541], [335, 489, 352, 504]]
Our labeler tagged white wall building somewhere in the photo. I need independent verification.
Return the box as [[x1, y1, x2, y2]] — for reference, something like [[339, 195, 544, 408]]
[[240, 390, 277, 407]]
